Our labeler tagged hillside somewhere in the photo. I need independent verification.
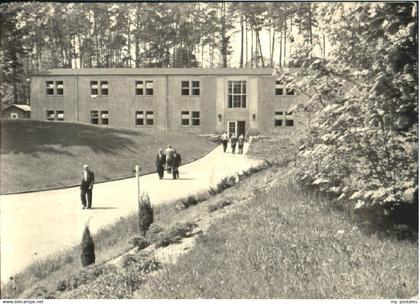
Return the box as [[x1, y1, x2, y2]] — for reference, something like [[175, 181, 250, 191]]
[[0, 120, 216, 194]]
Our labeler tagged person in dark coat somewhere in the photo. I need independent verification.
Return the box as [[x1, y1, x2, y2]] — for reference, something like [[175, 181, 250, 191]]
[[155, 149, 166, 179], [165, 145, 174, 174], [220, 131, 229, 152], [172, 149, 182, 179], [81, 164, 95, 209], [230, 135, 237, 154], [237, 134, 245, 154]]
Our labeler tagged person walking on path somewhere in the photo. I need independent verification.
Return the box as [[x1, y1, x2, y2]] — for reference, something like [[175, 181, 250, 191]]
[[165, 145, 175, 174], [230, 134, 237, 154], [155, 149, 166, 179], [80, 165, 95, 209], [172, 149, 182, 179], [237, 134, 245, 154], [220, 131, 229, 152]]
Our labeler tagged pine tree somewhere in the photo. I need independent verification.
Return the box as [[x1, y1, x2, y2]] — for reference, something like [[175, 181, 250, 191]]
[[81, 226, 95, 267], [138, 192, 154, 237]]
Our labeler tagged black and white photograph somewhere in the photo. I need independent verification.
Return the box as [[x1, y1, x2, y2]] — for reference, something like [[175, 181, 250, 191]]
[[0, 1, 418, 301]]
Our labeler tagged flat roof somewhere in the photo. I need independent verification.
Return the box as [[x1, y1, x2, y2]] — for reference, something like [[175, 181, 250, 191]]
[[33, 68, 279, 76]]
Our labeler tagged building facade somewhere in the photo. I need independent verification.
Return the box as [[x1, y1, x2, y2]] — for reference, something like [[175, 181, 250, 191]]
[[30, 68, 306, 137]]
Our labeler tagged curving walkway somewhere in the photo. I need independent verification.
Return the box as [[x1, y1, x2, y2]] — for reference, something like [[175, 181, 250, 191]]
[[0, 143, 263, 282]]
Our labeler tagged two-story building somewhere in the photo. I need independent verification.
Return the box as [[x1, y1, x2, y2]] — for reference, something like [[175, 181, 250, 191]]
[[30, 68, 307, 137]]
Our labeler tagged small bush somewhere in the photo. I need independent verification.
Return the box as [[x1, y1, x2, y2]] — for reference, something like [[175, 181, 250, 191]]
[[81, 226, 95, 267], [156, 221, 198, 248], [132, 236, 149, 250], [146, 224, 164, 243], [208, 198, 233, 213], [180, 191, 210, 209], [208, 176, 237, 195], [138, 192, 154, 237], [61, 255, 160, 299]]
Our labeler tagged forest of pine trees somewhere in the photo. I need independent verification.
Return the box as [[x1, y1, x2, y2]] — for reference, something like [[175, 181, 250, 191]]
[[0, 2, 319, 106]]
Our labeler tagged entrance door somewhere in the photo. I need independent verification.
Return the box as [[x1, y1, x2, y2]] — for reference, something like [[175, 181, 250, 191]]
[[237, 121, 246, 137], [227, 121, 237, 138], [227, 120, 246, 138]]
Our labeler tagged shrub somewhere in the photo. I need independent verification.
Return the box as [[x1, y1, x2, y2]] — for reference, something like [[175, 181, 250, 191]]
[[138, 192, 154, 237], [180, 191, 210, 209], [61, 255, 160, 299], [208, 176, 237, 195], [131, 236, 149, 250], [156, 221, 198, 248], [208, 198, 233, 212], [81, 226, 95, 267]]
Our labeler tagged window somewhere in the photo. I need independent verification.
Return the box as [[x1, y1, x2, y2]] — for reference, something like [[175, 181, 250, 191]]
[[91, 111, 99, 124], [135, 80, 154, 96], [275, 80, 295, 96], [91, 81, 108, 97], [46, 81, 54, 95], [46, 81, 63, 96], [228, 81, 246, 108], [181, 81, 190, 96], [145, 81, 153, 95], [285, 111, 294, 126], [274, 111, 294, 127], [56, 81, 64, 95], [100, 81, 108, 96], [135, 81, 144, 95], [192, 111, 200, 126], [274, 111, 283, 126], [135, 111, 144, 125], [192, 81, 200, 96], [146, 111, 154, 125], [181, 111, 190, 126], [46, 110, 55, 121], [275, 81, 284, 96], [181, 81, 200, 96], [101, 111, 109, 125], [91, 81, 98, 97], [56, 110, 64, 121], [181, 111, 199, 126], [10, 113, 18, 119]]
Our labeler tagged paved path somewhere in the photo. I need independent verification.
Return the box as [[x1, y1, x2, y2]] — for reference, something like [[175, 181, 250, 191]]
[[0, 143, 263, 282]]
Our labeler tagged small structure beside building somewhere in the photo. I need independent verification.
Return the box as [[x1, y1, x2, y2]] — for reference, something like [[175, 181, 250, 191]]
[[1, 104, 31, 119]]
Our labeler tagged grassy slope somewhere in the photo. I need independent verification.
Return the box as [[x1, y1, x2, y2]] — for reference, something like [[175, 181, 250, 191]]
[[132, 138, 418, 299], [0, 120, 215, 194], [136, 177, 418, 298]]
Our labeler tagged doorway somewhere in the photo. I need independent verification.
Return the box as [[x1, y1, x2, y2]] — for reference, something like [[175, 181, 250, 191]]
[[227, 120, 246, 138]]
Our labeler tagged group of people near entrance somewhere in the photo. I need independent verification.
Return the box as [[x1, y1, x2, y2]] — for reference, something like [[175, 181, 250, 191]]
[[155, 145, 182, 180], [220, 131, 245, 154]]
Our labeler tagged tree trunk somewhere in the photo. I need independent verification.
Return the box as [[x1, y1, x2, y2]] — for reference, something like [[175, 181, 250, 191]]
[[250, 28, 253, 68], [239, 16, 244, 68], [270, 24, 275, 67], [245, 19, 248, 67], [309, 3, 313, 45], [279, 32, 282, 67], [257, 30, 264, 67], [283, 14, 287, 66]]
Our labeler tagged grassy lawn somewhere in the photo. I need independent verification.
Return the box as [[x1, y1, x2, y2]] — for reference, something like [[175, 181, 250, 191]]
[[0, 119, 216, 194]]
